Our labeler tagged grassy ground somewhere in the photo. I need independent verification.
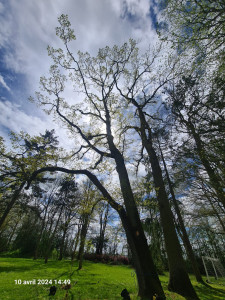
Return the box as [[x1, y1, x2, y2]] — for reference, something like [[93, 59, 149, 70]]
[[0, 258, 225, 299]]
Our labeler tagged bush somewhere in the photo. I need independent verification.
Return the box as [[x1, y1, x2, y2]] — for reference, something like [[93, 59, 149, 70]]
[[0, 249, 21, 258], [83, 253, 130, 265]]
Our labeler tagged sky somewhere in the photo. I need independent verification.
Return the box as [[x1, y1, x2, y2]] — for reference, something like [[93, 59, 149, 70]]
[[0, 0, 165, 240], [0, 0, 160, 148]]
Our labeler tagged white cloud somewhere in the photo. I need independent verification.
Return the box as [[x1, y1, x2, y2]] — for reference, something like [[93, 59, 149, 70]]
[[0, 100, 49, 135], [0, 74, 10, 91], [0, 0, 158, 157], [1, 0, 156, 80]]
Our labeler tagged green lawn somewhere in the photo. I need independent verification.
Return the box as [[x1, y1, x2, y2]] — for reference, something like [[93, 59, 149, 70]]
[[0, 258, 225, 299]]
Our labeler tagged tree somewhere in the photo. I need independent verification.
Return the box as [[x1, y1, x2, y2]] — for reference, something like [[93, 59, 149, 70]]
[[28, 15, 165, 299], [76, 179, 99, 270], [157, 136, 203, 282], [57, 176, 79, 260], [160, 0, 225, 77], [104, 41, 198, 297], [166, 75, 225, 209], [95, 201, 110, 255], [0, 130, 59, 229]]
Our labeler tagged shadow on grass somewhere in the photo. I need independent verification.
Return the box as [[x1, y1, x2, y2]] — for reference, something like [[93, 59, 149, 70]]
[[195, 283, 225, 300], [0, 266, 33, 273], [0, 259, 78, 274]]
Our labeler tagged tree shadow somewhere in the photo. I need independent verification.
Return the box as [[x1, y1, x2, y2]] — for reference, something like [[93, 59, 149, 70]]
[[195, 283, 225, 300]]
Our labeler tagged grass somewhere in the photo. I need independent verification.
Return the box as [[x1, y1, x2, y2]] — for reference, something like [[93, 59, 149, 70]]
[[0, 258, 225, 299]]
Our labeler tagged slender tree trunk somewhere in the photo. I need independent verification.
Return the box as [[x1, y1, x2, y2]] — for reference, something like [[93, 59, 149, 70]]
[[6, 215, 22, 247], [0, 181, 25, 230], [58, 222, 69, 260], [34, 209, 49, 260], [146, 142, 198, 298], [188, 122, 225, 209], [200, 183, 225, 233], [71, 224, 81, 261], [96, 203, 109, 255], [78, 213, 90, 270], [45, 206, 63, 264], [137, 109, 198, 299], [159, 141, 204, 283]]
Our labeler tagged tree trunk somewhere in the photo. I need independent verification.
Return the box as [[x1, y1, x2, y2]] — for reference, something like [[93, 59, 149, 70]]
[[34, 211, 48, 260], [71, 224, 81, 261], [44, 205, 63, 264], [103, 102, 166, 299], [145, 142, 198, 298], [77, 213, 90, 270], [159, 141, 203, 283], [0, 181, 25, 230], [111, 150, 165, 299], [58, 222, 69, 260], [137, 108, 198, 299], [96, 203, 109, 255], [6, 215, 22, 247], [188, 121, 225, 209], [118, 207, 165, 299]]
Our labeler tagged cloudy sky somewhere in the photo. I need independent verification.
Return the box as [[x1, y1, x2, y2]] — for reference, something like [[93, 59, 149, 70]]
[[0, 0, 160, 147]]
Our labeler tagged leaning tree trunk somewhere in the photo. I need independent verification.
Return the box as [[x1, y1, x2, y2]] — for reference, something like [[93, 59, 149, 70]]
[[118, 206, 166, 299], [0, 181, 25, 230], [111, 149, 165, 299], [188, 121, 225, 209], [144, 141, 199, 299], [101, 97, 166, 299], [71, 224, 81, 261], [137, 108, 199, 299], [159, 141, 203, 283]]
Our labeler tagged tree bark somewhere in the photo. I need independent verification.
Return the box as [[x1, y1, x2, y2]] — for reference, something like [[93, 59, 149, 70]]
[[103, 101, 166, 299], [137, 109, 199, 299], [158, 140, 203, 283], [111, 151, 165, 299]]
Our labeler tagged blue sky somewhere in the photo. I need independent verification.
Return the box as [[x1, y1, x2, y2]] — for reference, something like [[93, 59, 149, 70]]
[[0, 0, 160, 148]]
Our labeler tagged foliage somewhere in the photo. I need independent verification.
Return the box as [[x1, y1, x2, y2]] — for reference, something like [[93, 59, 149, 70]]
[[83, 253, 130, 265], [160, 0, 225, 77]]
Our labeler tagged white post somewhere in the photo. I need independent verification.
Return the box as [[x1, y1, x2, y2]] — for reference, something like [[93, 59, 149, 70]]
[[211, 259, 218, 280], [202, 256, 210, 282]]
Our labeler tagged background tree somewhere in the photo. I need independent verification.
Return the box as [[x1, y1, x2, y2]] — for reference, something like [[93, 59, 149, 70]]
[[30, 14, 166, 299], [160, 0, 225, 79], [0, 130, 59, 229], [166, 75, 225, 209]]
